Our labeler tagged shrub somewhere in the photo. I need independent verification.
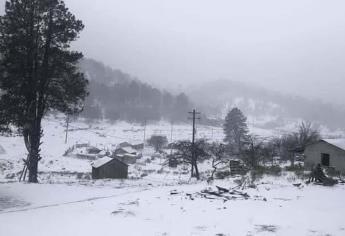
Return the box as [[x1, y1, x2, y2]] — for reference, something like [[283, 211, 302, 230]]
[[285, 164, 305, 178], [252, 165, 282, 178], [147, 135, 168, 152]]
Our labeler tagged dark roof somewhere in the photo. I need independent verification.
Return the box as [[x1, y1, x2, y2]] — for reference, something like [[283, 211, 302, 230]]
[[91, 156, 128, 168]]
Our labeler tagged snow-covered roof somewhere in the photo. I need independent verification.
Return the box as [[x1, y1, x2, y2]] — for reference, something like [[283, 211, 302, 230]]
[[91, 156, 113, 168], [323, 139, 345, 151], [116, 153, 137, 158], [119, 146, 137, 154]]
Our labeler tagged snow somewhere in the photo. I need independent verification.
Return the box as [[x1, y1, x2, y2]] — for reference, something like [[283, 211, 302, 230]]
[[1, 116, 345, 235], [1, 177, 345, 236], [0, 145, 6, 155], [91, 156, 113, 168], [323, 139, 345, 151]]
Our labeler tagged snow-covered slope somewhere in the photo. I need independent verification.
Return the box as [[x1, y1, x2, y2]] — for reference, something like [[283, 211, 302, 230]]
[[188, 80, 345, 130]]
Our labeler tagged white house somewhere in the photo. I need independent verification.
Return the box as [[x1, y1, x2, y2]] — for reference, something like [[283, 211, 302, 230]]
[[304, 139, 345, 174]]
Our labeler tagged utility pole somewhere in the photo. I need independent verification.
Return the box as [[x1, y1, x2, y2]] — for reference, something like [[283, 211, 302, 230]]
[[143, 120, 147, 149], [170, 121, 173, 155], [188, 109, 201, 179], [65, 114, 70, 144], [170, 121, 173, 144]]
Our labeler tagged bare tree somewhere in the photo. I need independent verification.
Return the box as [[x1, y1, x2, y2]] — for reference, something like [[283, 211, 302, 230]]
[[243, 135, 265, 168], [208, 143, 229, 179], [173, 139, 209, 179], [297, 121, 321, 149]]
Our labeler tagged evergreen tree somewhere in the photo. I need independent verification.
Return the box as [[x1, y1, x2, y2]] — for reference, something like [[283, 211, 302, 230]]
[[223, 107, 249, 154], [0, 0, 88, 182]]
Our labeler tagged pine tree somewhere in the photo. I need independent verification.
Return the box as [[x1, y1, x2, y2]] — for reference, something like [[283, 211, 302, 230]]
[[0, 0, 88, 182], [223, 107, 249, 154]]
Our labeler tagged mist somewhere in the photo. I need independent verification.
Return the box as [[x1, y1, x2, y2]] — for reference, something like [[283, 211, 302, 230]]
[[1, 0, 345, 104], [63, 0, 345, 104]]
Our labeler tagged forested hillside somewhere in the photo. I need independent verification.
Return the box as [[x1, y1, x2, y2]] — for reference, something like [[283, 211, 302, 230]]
[[79, 59, 191, 122]]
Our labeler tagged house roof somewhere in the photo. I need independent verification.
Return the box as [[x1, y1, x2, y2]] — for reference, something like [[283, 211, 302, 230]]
[[91, 156, 113, 168], [323, 139, 345, 151], [116, 153, 137, 158], [118, 146, 137, 154], [92, 156, 129, 168]]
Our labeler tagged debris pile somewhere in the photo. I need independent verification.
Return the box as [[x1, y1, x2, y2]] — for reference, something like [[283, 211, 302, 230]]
[[170, 185, 266, 202], [308, 164, 338, 186]]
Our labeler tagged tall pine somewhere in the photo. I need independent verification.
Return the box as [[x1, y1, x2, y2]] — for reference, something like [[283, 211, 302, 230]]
[[0, 0, 88, 182], [223, 107, 249, 154]]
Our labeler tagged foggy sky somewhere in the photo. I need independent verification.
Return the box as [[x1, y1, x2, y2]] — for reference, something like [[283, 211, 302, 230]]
[[1, 0, 345, 104]]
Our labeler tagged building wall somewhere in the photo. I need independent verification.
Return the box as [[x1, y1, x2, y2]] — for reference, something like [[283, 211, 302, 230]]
[[92, 160, 128, 179], [304, 141, 345, 173]]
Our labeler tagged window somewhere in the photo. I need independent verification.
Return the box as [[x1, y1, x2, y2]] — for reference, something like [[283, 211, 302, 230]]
[[321, 153, 330, 166]]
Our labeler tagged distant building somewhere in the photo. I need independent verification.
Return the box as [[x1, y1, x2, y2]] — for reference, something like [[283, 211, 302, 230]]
[[132, 143, 144, 150], [115, 146, 137, 156], [304, 139, 345, 174], [118, 142, 132, 148], [91, 156, 128, 179], [113, 146, 140, 164]]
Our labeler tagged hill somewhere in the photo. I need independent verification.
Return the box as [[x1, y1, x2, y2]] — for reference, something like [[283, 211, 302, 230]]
[[188, 80, 345, 129], [79, 59, 192, 123]]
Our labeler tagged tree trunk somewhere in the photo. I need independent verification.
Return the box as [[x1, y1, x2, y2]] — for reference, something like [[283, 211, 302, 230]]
[[191, 161, 194, 177], [194, 160, 200, 180], [27, 119, 42, 183]]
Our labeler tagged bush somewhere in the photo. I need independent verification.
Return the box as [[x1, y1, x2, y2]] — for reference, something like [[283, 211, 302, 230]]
[[285, 164, 305, 178], [147, 135, 168, 152], [252, 165, 282, 178]]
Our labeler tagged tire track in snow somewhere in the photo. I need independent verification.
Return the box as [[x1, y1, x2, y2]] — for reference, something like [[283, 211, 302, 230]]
[[0, 187, 151, 215]]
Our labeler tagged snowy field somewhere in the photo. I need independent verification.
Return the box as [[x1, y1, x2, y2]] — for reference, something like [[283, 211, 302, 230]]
[[1, 117, 345, 236]]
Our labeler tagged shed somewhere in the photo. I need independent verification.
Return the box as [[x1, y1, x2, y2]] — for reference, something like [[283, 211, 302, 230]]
[[115, 146, 137, 155], [114, 153, 137, 164], [91, 156, 128, 179], [304, 139, 345, 174]]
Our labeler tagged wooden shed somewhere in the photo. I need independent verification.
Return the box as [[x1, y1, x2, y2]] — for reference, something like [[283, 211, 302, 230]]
[[91, 156, 128, 179], [113, 146, 139, 164], [304, 139, 345, 174]]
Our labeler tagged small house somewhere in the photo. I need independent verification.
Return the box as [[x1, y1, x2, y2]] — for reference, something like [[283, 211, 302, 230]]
[[132, 143, 144, 150], [118, 142, 132, 148], [113, 146, 140, 164], [91, 156, 128, 179], [114, 146, 137, 155], [304, 139, 345, 174]]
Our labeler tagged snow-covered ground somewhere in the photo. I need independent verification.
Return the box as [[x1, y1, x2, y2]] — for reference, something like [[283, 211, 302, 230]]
[[1, 117, 345, 236], [1, 176, 345, 236]]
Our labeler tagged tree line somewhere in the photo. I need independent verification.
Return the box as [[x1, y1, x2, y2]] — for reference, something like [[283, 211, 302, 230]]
[[80, 59, 192, 123]]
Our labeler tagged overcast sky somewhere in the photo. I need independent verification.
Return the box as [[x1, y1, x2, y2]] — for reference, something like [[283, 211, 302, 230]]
[[1, 0, 345, 104]]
